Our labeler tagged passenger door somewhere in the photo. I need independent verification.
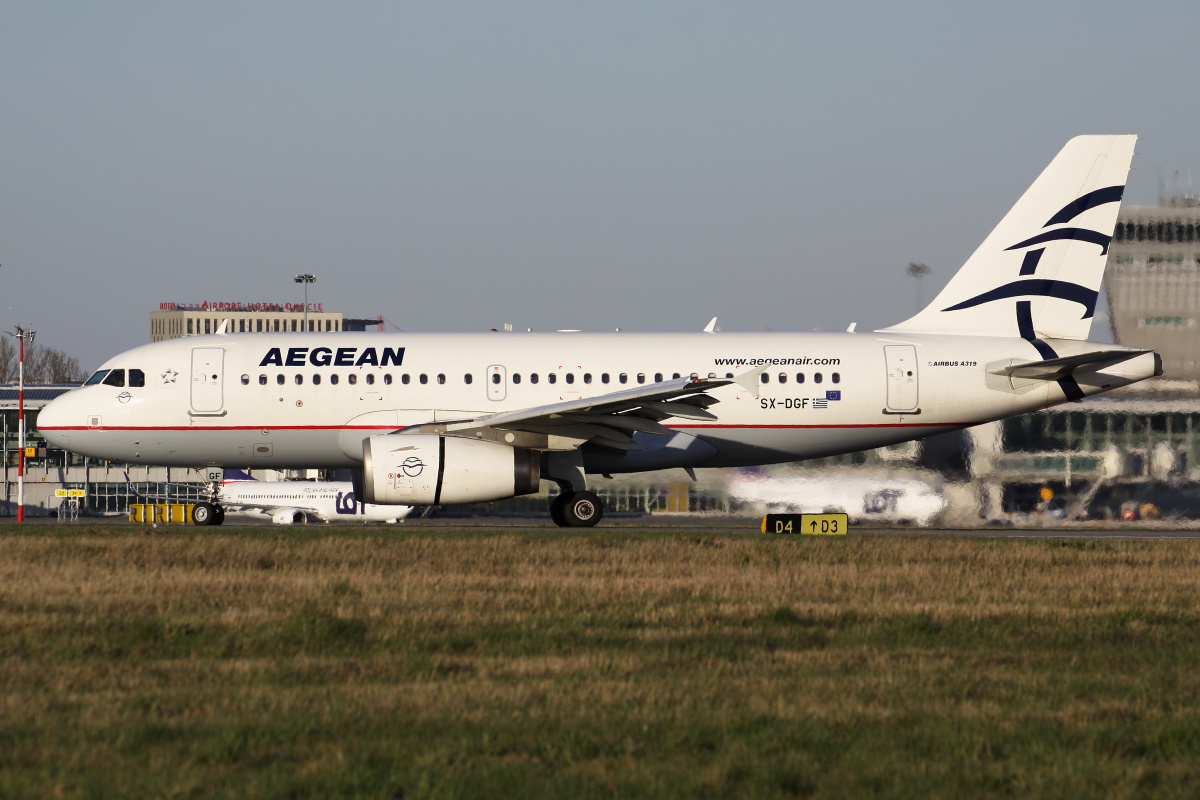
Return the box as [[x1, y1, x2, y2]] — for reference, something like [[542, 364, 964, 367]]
[[191, 348, 225, 413], [883, 345, 919, 413]]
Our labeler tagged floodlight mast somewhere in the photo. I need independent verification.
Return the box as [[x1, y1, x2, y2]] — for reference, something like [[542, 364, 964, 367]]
[[11, 325, 35, 522], [294, 274, 316, 331]]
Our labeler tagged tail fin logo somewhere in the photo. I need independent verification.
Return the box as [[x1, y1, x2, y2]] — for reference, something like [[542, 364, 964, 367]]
[[941, 185, 1125, 319]]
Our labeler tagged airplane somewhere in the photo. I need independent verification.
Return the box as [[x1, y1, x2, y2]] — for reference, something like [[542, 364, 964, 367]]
[[724, 468, 947, 526], [125, 469, 411, 525], [37, 136, 1159, 527]]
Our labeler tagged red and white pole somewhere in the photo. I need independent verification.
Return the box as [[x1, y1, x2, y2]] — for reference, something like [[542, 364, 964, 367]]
[[16, 331, 25, 523]]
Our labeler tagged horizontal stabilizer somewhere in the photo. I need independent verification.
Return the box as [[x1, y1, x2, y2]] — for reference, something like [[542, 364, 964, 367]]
[[987, 349, 1148, 380]]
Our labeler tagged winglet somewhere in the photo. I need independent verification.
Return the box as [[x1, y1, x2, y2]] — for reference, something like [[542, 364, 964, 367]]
[[215, 320, 229, 335], [846, 322, 857, 333], [703, 317, 718, 333]]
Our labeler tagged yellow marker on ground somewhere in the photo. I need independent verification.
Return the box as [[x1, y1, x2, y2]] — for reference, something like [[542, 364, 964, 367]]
[[761, 513, 849, 535]]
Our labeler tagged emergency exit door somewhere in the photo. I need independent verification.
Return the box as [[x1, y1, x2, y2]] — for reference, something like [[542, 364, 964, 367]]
[[487, 365, 507, 401], [884, 345, 919, 413], [191, 348, 225, 413]]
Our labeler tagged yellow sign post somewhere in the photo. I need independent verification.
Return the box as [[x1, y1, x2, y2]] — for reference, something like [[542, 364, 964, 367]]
[[761, 513, 849, 535]]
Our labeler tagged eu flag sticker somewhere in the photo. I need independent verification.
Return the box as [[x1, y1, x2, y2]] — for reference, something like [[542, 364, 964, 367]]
[[826, 390, 841, 401]]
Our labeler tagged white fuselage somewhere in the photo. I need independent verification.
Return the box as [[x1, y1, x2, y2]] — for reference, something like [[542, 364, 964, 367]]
[[37, 330, 1157, 486], [219, 479, 409, 523]]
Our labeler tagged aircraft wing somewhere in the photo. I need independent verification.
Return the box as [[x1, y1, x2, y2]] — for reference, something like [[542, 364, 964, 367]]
[[406, 375, 751, 451], [988, 349, 1149, 381]]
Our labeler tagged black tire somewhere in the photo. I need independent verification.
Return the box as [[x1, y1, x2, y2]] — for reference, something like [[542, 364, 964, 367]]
[[550, 492, 572, 527], [192, 502, 216, 526], [563, 491, 604, 528], [213, 506, 226, 525]]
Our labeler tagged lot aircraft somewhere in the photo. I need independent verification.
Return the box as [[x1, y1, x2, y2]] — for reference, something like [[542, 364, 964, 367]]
[[126, 469, 410, 525], [39, 136, 1159, 526]]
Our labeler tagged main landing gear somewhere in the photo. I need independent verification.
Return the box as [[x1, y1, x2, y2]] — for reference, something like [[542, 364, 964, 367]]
[[549, 490, 604, 528]]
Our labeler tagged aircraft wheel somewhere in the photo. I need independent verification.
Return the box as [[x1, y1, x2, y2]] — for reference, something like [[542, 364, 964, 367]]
[[213, 506, 226, 525], [549, 492, 572, 527], [192, 502, 216, 526], [563, 491, 604, 528]]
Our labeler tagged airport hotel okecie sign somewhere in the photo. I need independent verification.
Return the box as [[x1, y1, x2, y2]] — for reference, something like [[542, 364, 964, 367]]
[[158, 301, 325, 313]]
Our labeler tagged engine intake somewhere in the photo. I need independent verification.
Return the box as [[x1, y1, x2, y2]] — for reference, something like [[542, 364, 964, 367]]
[[361, 433, 540, 505]]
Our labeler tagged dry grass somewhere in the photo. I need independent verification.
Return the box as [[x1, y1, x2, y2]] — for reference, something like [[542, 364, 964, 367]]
[[2, 525, 1200, 798]]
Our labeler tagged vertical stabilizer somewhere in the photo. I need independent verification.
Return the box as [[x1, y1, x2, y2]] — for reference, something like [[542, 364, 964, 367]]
[[881, 135, 1136, 340]]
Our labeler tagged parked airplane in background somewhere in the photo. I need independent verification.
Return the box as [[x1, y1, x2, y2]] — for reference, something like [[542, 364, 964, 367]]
[[725, 469, 947, 526], [41, 136, 1158, 527], [127, 470, 411, 525]]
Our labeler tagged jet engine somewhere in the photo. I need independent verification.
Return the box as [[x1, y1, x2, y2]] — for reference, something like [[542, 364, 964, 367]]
[[361, 433, 540, 505], [272, 509, 307, 525]]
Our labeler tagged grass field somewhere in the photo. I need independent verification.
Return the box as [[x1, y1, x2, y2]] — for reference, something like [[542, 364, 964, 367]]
[[2, 523, 1200, 798]]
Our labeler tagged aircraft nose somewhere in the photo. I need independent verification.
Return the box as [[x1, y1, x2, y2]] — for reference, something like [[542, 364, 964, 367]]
[[37, 393, 73, 449]]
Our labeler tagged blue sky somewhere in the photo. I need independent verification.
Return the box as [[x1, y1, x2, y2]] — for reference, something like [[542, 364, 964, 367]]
[[4, 1, 1199, 369]]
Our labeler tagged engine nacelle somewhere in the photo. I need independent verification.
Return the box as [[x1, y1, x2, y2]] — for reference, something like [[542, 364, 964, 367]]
[[272, 508, 307, 525], [361, 433, 540, 505]]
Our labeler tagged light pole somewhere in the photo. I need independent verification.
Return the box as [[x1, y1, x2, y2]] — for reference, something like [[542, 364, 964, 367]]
[[906, 262, 931, 313], [294, 274, 316, 331], [10, 325, 34, 522]]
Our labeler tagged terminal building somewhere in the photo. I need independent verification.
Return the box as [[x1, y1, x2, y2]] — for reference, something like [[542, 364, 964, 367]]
[[150, 301, 344, 340], [1105, 196, 1200, 379]]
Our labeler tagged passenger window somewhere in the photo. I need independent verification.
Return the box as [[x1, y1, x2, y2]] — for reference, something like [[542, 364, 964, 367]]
[[276, 374, 284, 385], [419, 374, 428, 384], [313, 374, 322, 385], [102, 369, 126, 387], [814, 373, 823, 384], [365, 374, 375, 385], [402, 374, 410, 385], [619, 373, 628, 384], [259, 375, 267, 385], [832, 372, 840, 384], [84, 370, 110, 386], [601, 373, 609, 384], [295, 375, 303, 385], [672, 373, 680, 380], [240, 374, 250, 386], [584, 373, 592, 384], [725, 373, 733, 379], [384, 374, 392, 385], [565, 374, 574, 384], [491, 373, 501, 384], [129, 369, 145, 387], [464, 374, 472, 384], [637, 373, 645, 384], [708, 373, 716, 379], [348, 374, 357, 385], [331, 374, 339, 385], [531, 373, 539, 384], [548, 374, 557, 384], [778, 373, 787, 384], [513, 374, 521, 384], [760, 373, 769, 384], [655, 373, 663, 382], [437, 374, 446, 384], [796, 373, 805, 383]]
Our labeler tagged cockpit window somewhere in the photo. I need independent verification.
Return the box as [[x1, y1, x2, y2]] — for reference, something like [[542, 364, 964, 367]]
[[129, 369, 145, 388], [101, 369, 126, 387], [84, 370, 110, 386]]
